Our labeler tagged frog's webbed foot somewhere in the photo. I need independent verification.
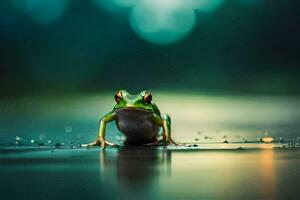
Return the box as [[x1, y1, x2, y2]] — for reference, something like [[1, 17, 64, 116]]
[[82, 138, 118, 149], [162, 138, 184, 149]]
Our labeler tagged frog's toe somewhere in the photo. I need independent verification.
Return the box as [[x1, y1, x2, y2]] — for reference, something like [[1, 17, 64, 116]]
[[143, 142, 158, 146], [82, 141, 98, 148], [170, 138, 183, 146], [104, 140, 118, 147], [83, 140, 117, 149]]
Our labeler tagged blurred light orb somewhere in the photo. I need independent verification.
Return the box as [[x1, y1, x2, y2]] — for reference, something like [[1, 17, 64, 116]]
[[130, 0, 196, 45], [261, 137, 274, 143], [12, 0, 69, 24], [93, 0, 140, 12], [188, 0, 225, 12]]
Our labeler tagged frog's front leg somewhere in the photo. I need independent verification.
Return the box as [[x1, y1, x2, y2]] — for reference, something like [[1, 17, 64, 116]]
[[152, 114, 178, 147], [83, 111, 117, 149], [162, 114, 179, 146]]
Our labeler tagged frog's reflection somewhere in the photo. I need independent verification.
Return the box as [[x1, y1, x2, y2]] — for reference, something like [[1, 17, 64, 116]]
[[99, 147, 171, 196]]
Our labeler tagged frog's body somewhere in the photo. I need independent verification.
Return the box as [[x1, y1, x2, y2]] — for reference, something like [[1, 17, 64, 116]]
[[85, 90, 176, 148], [115, 109, 159, 144]]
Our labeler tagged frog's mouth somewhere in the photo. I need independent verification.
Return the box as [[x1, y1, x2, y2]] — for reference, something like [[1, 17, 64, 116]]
[[115, 106, 152, 113]]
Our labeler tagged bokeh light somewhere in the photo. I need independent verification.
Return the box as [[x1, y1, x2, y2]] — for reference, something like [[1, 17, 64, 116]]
[[12, 0, 69, 24], [130, 0, 196, 45], [188, 0, 225, 12]]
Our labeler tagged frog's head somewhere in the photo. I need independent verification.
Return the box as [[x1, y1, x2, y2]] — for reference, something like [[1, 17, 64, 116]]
[[113, 90, 155, 112]]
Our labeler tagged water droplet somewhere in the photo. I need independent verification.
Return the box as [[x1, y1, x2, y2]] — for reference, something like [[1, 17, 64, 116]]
[[15, 136, 21, 145]]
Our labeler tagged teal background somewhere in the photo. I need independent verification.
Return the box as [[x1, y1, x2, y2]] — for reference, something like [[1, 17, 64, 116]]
[[0, 0, 299, 95]]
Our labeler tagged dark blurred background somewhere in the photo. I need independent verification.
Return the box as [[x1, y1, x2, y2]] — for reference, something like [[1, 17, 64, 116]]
[[0, 0, 299, 96]]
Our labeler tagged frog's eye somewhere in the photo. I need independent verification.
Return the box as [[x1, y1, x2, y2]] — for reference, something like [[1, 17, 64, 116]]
[[143, 92, 152, 103], [114, 91, 122, 103]]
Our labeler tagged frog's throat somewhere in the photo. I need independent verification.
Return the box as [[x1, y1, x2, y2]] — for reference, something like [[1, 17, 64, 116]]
[[115, 106, 152, 113]]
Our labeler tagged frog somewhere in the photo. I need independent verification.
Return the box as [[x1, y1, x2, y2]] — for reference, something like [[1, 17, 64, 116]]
[[84, 90, 178, 148]]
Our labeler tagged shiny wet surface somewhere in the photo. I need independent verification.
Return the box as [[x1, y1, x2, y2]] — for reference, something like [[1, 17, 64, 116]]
[[0, 147, 299, 200]]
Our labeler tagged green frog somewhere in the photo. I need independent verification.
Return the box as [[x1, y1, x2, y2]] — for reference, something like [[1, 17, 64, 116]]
[[84, 90, 177, 148]]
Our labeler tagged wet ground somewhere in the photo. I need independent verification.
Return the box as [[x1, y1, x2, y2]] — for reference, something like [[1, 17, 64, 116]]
[[0, 147, 299, 200], [0, 93, 299, 199]]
